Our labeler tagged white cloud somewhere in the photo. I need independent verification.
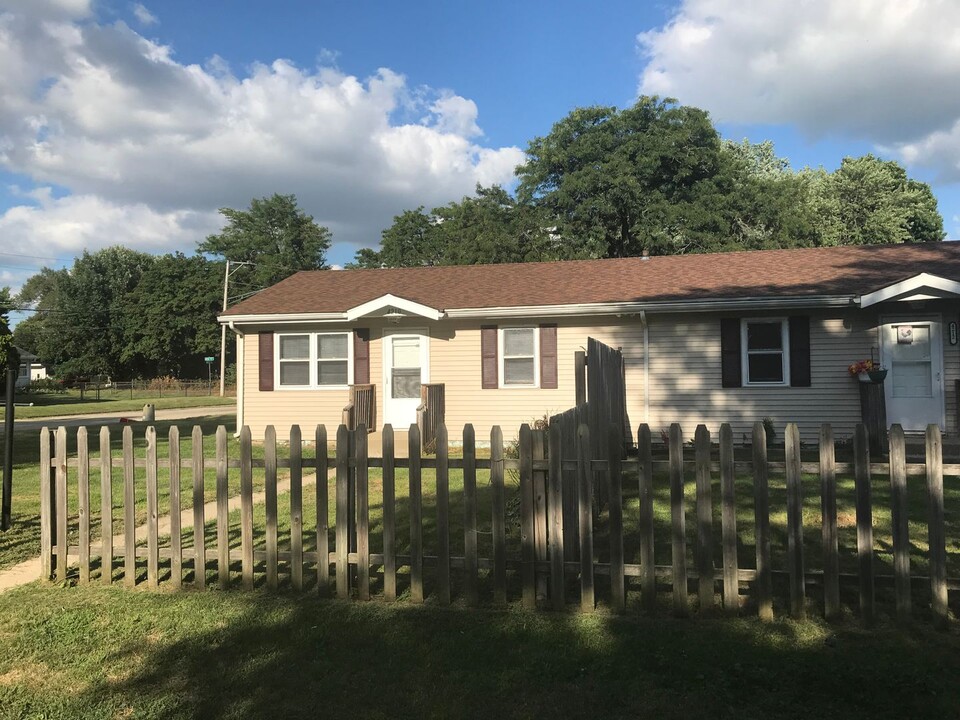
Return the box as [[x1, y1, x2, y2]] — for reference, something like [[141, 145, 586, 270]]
[[0, 2, 523, 267], [131, 3, 157, 26], [638, 0, 960, 180]]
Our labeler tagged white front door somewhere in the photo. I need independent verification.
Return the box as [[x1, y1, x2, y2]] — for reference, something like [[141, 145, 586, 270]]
[[382, 330, 429, 427], [880, 317, 945, 431]]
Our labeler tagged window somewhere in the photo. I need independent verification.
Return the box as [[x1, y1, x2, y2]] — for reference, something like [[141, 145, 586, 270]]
[[277, 331, 351, 388], [317, 333, 349, 386], [500, 327, 538, 387], [741, 319, 789, 385]]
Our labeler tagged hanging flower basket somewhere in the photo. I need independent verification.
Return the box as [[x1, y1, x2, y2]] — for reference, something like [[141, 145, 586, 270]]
[[849, 359, 887, 384], [867, 369, 888, 383]]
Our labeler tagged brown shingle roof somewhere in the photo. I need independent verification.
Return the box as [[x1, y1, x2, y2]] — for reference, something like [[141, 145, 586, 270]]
[[222, 242, 960, 316]]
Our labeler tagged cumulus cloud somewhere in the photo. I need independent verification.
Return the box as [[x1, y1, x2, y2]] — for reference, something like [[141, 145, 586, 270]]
[[0, 1, 524, 281], [638, 0, 960, 180], [131, 3, 157, 26]]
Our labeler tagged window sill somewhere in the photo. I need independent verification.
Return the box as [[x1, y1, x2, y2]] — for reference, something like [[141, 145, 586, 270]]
[[274, 385, 351, 391]]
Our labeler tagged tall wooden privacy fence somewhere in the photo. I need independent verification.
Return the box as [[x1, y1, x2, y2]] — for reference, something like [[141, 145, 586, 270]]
[[39, 421, 955, 626]]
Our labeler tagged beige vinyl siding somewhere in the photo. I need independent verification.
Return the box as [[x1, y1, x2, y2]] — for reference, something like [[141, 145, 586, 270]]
[[941, 306, 960, 435], [646, 310, 874, 444]]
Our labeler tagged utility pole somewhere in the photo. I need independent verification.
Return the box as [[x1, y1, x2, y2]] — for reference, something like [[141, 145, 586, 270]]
[[219, 260, 253, 396], [219, 260, 230, 397]]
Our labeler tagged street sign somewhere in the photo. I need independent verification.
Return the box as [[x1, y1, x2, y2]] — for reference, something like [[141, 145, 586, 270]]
[[204, 356, 215, 363]]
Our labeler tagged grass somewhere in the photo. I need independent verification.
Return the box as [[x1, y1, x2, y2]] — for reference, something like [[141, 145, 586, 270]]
[[0, 582, 958, 719], [13, 392, 235, 419]]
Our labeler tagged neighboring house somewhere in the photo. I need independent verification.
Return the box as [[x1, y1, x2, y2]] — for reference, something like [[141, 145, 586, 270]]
[[219, 243, 960, 443], [14, 347, 42, 390]]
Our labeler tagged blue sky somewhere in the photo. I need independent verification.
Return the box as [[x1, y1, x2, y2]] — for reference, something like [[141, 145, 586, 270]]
[[2, 0, 959, 317]]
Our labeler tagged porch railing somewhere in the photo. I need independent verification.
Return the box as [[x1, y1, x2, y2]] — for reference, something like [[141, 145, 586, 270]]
[[416, 383, 445, 453]]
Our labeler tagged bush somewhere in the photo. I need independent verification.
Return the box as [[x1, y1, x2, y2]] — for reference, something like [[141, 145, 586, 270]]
[[22, 378, 67, 394]]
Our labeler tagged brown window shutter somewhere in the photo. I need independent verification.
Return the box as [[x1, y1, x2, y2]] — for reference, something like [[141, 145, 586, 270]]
[[259, 332, 274, 392], [539, 324, 558, 389], [720, 319, 741, 388], [788, 316, 811, 387], [353, 329, 370, 384], [481, 325, 498, 389]]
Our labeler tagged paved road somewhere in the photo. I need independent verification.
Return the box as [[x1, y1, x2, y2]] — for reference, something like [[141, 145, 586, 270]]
[[6, 405, 236, 434]]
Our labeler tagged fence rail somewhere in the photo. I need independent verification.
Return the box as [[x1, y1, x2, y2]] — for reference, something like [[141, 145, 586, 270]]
[[39, 420, 956, 626]]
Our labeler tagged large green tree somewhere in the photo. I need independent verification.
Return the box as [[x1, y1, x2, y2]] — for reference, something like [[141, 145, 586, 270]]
[[0, 288, 14, 374], [122, 253, 224, 377], [516, 96, 733, 257], [21, 248, 155, 380], [198, 193, 332, 288]]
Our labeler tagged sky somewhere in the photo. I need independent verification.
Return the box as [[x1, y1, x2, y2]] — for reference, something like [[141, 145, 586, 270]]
[[3, 0, 960, 325]]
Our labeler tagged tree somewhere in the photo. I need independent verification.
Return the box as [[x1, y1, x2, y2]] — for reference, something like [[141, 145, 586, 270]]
[[123, 253, 225, 377], [803, 155, 944, 246], [198, 194, 332, 289], [19, 248, 154, 380], [0, 288, 14, 374], [516, 96, 731, 258]]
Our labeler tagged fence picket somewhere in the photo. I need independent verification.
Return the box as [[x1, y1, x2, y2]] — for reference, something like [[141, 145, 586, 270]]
[[56, 427, 69, 583], [463, 424, 478, 607], [820, 424, 840, 620], [533, 430, 548, 602], [409, 425, 424, 603], [926, 424, 948, 629], [215, 426, 227, 589], [785, 423, 805, 619], [888, 424, 910, 620], [100, 427, 112, 584], [577, 424, 594, 612], [491, 426, 506, 605], [290, 425, 304, 592], [382, 425, 396, 601], [752, 422, 772, 622], [145, 426, 159, 589], [638, 424, 655, 614], [192, 426, 205, 589], [669, 423, 687, 617], [336, 424, 350, 599], [169, 427, 182, 589], [356, 426, 370, 601], [719, 423, 738, 615], [264, 425, 278, 591], [40, 429, 52, 580], [316, 425, 329, 593], [122, 425, 135, 587], [77, 427, 90, 584], [437, 423, 451, 606], [547, 422, 565, 611], [608, 423, 625, 613], [695, 425, 714, 613], [240, 426, 254, 590], [519, 424, 535, 609], [854, 424, 875, 625]]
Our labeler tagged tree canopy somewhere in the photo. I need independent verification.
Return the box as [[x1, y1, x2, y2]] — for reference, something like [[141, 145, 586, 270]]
[[198, 193, 332, 288], [354, 96, 944, 266]]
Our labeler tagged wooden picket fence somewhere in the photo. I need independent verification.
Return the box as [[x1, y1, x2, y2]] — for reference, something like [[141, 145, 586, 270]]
[[39, 420, 955, 625]]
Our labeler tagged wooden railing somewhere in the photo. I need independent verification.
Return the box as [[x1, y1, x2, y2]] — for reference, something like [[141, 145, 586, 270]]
[[342, 384, 375, 432], [416, 383, 445, 453], [38, 420, 956, 626]]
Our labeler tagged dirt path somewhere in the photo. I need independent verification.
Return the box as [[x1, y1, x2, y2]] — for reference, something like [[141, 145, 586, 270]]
[[0, 467, 330, 593]]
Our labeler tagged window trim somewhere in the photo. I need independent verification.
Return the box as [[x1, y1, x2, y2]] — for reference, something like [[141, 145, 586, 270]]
[[275, 331, 353, 390], [740, 318, 791, 387], [499, 326, 540, 389]]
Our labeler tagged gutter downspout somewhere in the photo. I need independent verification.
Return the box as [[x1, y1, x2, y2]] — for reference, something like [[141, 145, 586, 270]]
[[228, 321, 244, 435], [639, 311, 650, 424]]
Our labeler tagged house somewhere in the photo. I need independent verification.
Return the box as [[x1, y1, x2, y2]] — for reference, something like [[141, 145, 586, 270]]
[[219, 243, 960, 443], [13, 347, 44, 390]]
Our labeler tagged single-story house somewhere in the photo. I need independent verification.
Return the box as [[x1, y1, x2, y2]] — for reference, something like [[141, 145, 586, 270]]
[[14, 347, 44, 390], [219, 243, 960, 443]]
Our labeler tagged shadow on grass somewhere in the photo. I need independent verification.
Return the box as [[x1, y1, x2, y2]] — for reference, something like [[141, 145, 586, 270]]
[[57, 589, 960, 720]]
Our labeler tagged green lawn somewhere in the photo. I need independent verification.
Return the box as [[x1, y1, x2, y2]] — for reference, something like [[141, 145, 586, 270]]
[[0, 583, 958, 719], [13, 393, 235, 419]]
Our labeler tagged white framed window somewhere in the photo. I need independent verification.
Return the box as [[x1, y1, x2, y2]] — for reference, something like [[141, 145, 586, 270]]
[[277, 331, 352, 389], [500, 326, 539, 388], [741, 318, 790, 386]]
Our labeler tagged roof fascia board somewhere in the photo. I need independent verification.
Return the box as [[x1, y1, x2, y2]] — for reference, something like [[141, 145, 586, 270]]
[[345, 293, 443, 321], [444, 295, 856, 319], [859, 273, 960, 308], [218, 312, 346, 324]]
